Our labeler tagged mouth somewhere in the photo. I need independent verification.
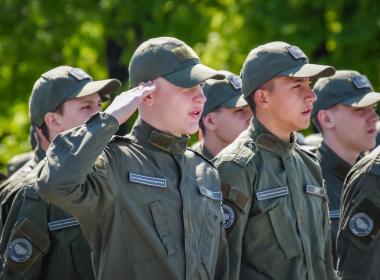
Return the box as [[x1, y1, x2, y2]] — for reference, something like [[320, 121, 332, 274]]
[[302, 108, 312, 116], [367, 128, 377, 135], [189, 110, 202, 120]]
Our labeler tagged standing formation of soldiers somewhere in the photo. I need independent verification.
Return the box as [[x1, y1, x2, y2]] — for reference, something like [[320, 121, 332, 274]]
[[0, 36, 380, 280]]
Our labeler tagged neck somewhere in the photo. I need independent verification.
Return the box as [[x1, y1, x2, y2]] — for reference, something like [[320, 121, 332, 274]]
[[255, 112, 292, 142], [323, 134, 359, 166], [202, 132, 226, 157]]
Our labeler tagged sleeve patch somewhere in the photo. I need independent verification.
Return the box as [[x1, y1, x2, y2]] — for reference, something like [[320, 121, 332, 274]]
[[8, 238, 33, 262]]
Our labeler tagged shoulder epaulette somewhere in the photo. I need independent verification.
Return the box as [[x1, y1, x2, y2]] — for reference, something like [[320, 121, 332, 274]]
[[232, 139, 257, 167], [187, 147, 216, 168]]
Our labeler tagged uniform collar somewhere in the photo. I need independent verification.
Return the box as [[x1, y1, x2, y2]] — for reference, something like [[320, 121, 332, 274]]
[[319, 141, 352, 180], [198, 142, 214, 160], [130, 118, 189, 154], [250, 118, 296, 156]]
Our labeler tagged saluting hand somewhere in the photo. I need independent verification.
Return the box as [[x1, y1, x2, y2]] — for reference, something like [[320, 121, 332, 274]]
[[105, 81, 156, 125]]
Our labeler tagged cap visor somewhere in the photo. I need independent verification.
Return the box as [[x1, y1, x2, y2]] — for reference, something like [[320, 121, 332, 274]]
[[221, 95, 248, 108], [163, 63, 225, 88], [341, 91, 380, 107], [279, 64, 336, 79], [74, 79, 121, 99]]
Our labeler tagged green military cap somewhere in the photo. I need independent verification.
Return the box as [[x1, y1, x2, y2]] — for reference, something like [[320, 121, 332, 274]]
[[312, 70, 380, 117], [129, 37, 224, 88], [202, 70, 247, 116], [240, 41, 336, 98], [29, 66, 121, 127]]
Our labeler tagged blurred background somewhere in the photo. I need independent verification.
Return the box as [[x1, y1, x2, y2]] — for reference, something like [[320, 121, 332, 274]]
[[1, 0, 380, 172]]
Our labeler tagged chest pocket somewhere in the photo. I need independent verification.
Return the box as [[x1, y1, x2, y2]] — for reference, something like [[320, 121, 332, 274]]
[[305, 184, 327, 260], [120, 200, 177, 263], [197, 185, 223, 277], [244, 186, 302, 272]]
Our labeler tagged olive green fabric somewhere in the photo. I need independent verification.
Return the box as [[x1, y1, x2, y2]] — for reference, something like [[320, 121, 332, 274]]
[[190, 141, 214, 161], [214, 118, 338, 280], [128, 37, 224, 88], [312, 70, 380, 117], [29, 66, 121, 127], [316, 141, 352, 268], [240, 41, 335, 98], [7, 151, 34, 176], [36, 112, 228, 280], [337, 146, 380, 279], [0, 150, 94, 280], [202, 71, 246, 116]]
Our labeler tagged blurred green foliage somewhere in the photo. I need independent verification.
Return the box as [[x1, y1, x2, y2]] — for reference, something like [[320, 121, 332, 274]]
[[1, 0, 380, 173]]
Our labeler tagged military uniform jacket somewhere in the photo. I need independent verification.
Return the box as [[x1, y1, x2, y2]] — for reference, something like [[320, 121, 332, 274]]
[[214, 118, 337, 280], [317, 142, 351, 267], [0, 150, 94, 280], [36, 112, 229, 280], [337, 146, 380, 279]]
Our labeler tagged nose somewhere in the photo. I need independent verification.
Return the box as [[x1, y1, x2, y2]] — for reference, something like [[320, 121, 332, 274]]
[[194, 86, 206, 104], [368, 110, 378, 123], [306, 86, 317, 103]]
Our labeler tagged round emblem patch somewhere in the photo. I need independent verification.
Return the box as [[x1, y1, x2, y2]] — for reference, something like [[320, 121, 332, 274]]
[[8, 238, 33, 262], [350, 212, 374, 237], [222, 204, 235, 229]]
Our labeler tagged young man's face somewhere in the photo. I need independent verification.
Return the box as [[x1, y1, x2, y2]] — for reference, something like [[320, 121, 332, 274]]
[[149, 78, 206, 136], [55, 92, 102, 132], [327, 104, 378, 153], [265, 76, 316, 133], [209, 105, 252, 145]]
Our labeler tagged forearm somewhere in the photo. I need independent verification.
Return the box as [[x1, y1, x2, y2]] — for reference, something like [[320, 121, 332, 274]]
[[37, 112, 118, 202]]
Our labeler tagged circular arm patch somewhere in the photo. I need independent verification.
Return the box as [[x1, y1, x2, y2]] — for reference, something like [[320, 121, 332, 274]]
[[350, 212, 374, 237], [8, 238, 33, 262]]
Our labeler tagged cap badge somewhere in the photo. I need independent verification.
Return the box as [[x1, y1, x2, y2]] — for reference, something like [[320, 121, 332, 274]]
[[227, 75, 242, 90], [350, 212, 373, 237], [69, 68, 92, 81], [352, 75, 372, 90], [286, 46, 308, 61], [171, 46, 199, 62]]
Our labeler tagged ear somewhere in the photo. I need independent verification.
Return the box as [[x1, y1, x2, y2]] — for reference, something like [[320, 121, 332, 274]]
[[141, 92, 155, 106], [317, 110, 334, 129], [44, 112, 63, 134], [202, 114, 217, 131], [254, 89, 270, 109], [34, 126, 50, 150]]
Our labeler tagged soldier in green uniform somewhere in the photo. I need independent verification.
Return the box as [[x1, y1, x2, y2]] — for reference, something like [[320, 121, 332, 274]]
[[311, 70, 380, 267], [7, 127, 37, 177], [337, 146, 380, 279], [192, 70, 252, 160], [35, 37, 229, 280], [214, 41, 338, 279], [0, 65, 121, 279]]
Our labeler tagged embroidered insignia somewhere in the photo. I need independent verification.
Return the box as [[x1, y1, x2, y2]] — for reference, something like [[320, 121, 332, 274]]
[[222, 204, 235, 229], [198, 186, 222, 201], [286, 46, 308, 60], [305, 185, 325, 198], [350, 212, 374, 237], [352, 75, 372, 90], [8, 238, 33, 262], [69, 68, 92, 81], [256, 186, 289, 201], [129, 173, 167, 188], [227, 74, 242, 90], [48, 217, 80, 231], [329, 210, 341, 219]]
